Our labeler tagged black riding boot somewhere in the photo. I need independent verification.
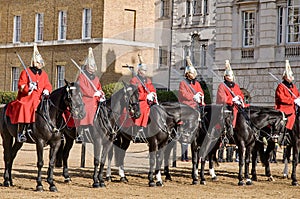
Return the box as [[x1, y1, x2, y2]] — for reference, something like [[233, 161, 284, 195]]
[[17, 123, 27, 143]]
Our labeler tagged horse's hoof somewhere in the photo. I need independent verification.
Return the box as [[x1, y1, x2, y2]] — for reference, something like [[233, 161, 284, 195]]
[[99, 182, 106, 188], [251, 176, 258, 181], [283, 174, 288, 179], [292, 181, 299, 186], [106, 176, 112, 182], [192, 180, 198, 185], [36, 185, 44, 192], [149, 181, 156, 187], [165, 175, 172, 181], [92, 182, 100, 188], [49, 186, 58, 192], [268, 176, 275, 182], [246, 180, 253, 185], [120, 177, 128, 183], [212, 176, 218, 181], [64, 177, 71, 183], [238, 181, 244, 186], [3, 181, 11, 187], [200, 180, 206, 185], [156, 181, 163, 187]]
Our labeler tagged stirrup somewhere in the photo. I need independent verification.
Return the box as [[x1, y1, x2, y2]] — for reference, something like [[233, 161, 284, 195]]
[[75, 134, 84, 143], [17, 132, 27, 143]]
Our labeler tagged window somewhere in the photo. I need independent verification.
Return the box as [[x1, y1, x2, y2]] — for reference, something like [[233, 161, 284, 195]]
[[191, 35, 207, 68], [57, 65, 65, 88], [124, 9, 136, 41], [58, 11, 67, 40], [287, 1, 300, 43], [186, 1, 191, 16], [242, 11, 255, 47], [193, 0, 202, 15], [82, 8, 91, 39], [35, 13, 44, 42], [182, 46, 190, 69], [277, 6, 284, 44], [12, 67, 20, 91], [13, 15, 21, 43], [158, 46, 168, 68], [161, 0, 170, 18]]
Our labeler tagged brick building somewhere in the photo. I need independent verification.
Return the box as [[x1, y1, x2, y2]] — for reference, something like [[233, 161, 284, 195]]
[[0, 0, 156, 91]]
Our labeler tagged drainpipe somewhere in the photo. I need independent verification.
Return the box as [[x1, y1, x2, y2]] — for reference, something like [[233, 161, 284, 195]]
[[168, 0, 174, 91]]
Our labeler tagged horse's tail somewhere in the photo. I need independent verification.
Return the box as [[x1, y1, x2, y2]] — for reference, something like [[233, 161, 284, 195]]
[[0, 104, 7, 133]]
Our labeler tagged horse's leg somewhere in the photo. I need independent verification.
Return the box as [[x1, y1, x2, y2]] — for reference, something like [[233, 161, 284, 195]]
[[36, 140, 45, 191], [264, 142, 275, 181], [237, 144, 245, 186], [199, 156, 206, 185], [155, 148, 164, 186], [209, 151, 218, 181], [244, 146, 253, 185], [62, 135, 74, 183], [106, 145, 114, 182], [148, 138, 157, 187], [191, 142, 199, 185], [163, 140, 175, 181], [55, 139, 64, 168], [251, 143, 260, 181], [114, 135, 131, 182], [92, 140, 101, 188], [291, 145, 299, 186], [2, 135, 22, 187], [98, 140, 113, 187], [46, 140, 61, 192]]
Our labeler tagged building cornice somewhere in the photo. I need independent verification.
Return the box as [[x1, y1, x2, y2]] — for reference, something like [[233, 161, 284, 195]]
[[0, 38, 155, 49]]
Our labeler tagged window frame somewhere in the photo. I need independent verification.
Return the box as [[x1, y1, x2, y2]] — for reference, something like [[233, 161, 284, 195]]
[[242, 10, 255, 47], [11, 67, 20, 91], [57, 65, 65, 88], [82, 8, 92, 40], [35, 13, 44, 42], [13, 15, 21, 43], [58, 10, 67, 41]]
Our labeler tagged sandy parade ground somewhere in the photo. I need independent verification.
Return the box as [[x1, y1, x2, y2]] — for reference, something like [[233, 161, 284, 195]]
[[0, 138, 300, 199]]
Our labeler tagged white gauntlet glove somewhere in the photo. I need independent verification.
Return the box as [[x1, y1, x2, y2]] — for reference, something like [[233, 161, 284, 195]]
[[232, 95, 242, 105], [193, 92, 203, 103], [29, 82, 37, 91], [294, 98, 300, 106], [43, 89, 50, 96], [147, 92, 156, 102]]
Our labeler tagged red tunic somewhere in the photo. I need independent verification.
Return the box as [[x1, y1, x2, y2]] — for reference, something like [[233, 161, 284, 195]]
[[216, 82, 245, 128], [6, 68, 52, 124], [76, 72, 102, 126], [178, 79, 204, 108], [275, 82, 300, 130], [129, 76, 156, 127]]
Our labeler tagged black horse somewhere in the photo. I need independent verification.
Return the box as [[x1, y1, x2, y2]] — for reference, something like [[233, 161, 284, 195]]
[[233, 106, 287, 186], [260, 109, 300, 186], [55, 83, 141, 188], [106, 102, 200, 187], [0, 80, 85, 192]]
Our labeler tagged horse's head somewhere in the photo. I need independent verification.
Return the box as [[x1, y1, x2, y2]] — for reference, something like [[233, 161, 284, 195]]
[[123, 83, 141, 119], [64, 80, 86, 120], [270, 111, 288, 141]]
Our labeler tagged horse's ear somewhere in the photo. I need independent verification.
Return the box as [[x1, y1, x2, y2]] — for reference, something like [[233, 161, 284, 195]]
[[64, 79, 70, 86]]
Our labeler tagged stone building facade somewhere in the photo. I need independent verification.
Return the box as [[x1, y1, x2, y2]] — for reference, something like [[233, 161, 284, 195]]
[[215, 0, 300, 106], [165, 0, 300, 106], [0, 0, 156, 91]]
